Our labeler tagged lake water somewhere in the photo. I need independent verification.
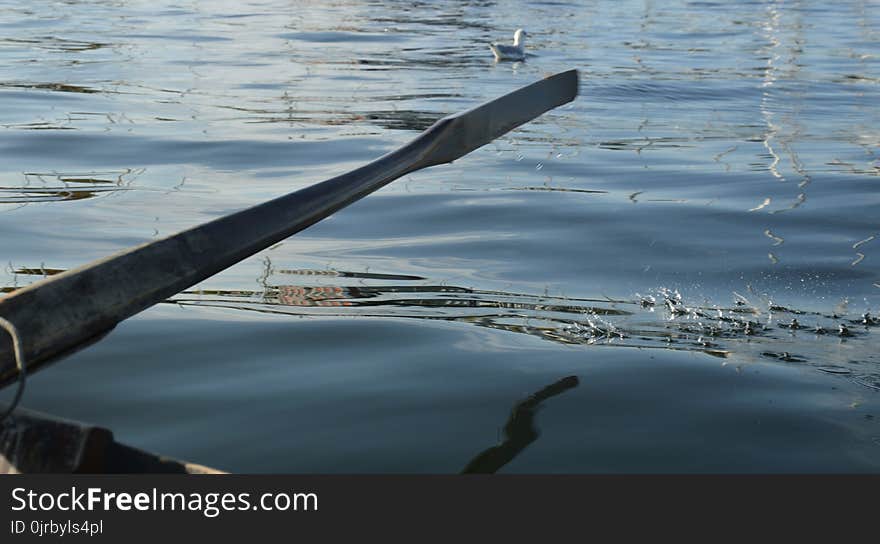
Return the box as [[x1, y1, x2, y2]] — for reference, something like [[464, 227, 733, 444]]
[[1, 0, 878, 472]]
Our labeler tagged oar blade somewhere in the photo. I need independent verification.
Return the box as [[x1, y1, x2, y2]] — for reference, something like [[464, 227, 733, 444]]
[[421, 69, 579, 167]]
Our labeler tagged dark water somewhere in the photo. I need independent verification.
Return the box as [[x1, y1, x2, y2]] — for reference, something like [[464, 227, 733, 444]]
[[1, 0, 878, 472]]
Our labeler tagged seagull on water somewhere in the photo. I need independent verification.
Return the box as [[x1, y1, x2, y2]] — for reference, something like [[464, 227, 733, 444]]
[[489, 29, 527, 62]]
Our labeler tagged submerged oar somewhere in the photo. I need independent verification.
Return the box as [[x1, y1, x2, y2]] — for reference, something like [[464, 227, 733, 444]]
[[0, 69, 578, 389]]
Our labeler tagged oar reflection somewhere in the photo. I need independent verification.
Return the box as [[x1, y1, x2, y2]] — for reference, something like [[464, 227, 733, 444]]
[[462, 375, 579, 474]]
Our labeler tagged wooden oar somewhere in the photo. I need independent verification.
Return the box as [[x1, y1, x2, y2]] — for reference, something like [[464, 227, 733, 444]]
[[0, 69, 579, 389]]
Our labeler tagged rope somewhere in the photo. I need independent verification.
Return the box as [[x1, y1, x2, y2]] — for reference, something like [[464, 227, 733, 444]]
[[0, 317, 26, 425]]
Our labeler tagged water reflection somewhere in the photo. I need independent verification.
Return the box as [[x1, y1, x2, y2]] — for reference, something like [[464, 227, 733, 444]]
[[8, 261, 873, 385], [0, 82, 105, 94], [0, 37, 110, 53], [92, 265, 878, 389], [0, 169, 145, 205], [462, 375, 579, 474], [232, 106, 445, 132]]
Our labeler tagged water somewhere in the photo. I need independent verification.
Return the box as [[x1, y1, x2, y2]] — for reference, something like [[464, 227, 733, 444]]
[[1, 0, 878, 472]]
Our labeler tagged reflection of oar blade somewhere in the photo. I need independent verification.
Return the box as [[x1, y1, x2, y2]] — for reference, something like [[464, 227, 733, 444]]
[[0, 70, 579, 387], [462, 375, 580, 474]]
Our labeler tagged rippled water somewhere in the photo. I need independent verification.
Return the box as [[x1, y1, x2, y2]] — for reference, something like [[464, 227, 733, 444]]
[[1, 0, 878, 472]]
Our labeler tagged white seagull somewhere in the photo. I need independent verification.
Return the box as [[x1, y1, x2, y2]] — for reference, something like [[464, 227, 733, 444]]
[[489, 29, 527, 62]]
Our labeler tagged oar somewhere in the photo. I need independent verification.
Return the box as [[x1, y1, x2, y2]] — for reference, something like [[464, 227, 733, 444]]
[[0, 69, 579, 389]]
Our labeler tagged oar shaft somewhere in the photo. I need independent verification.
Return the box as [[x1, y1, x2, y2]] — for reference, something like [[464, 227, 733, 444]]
[[0, 128, 434, 386], [0, 70, 578, 388]]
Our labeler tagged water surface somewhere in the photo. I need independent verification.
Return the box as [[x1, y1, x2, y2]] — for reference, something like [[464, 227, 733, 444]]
[[1, 0, 878, 472]]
